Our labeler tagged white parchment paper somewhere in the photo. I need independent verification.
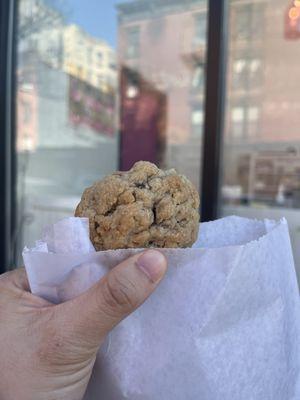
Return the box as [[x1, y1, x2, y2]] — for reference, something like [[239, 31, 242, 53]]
[[23, 216, 300, 400]]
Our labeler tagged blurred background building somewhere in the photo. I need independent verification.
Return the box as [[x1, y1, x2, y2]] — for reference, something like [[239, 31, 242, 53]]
[[63, 24, 117, 93], [118, 0, 207, 188], [223, 0, 300, 209]]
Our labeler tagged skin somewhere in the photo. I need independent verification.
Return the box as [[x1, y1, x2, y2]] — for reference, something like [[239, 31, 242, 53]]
[[0, 250, 167, 400]]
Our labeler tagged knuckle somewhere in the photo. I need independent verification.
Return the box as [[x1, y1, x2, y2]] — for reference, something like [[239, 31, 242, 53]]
[[0, 271, 13, 287], [101, 273, 139, 314]]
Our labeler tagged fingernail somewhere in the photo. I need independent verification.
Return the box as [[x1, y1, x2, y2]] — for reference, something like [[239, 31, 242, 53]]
[[136, 250, 167, 283]]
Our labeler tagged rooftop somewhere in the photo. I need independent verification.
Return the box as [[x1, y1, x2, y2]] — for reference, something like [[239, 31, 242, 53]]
[[117, 0, 206, 22]]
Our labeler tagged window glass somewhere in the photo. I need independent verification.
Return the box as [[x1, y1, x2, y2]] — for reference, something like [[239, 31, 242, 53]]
[[194, 13, 207, 46], [15, 0, 208, 261], [126, 27, 140, 59], [221, 0, 300, 280]]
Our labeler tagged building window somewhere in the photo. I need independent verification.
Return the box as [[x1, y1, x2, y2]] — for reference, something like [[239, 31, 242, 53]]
[[248, 107, 259, 121], [235, 5, 251, 40], [97, 51, 103, 64], [235, 4, 265, 40], [247, 106, 260, 138], [22, 101, 32, 124], [231, 106, 260, 139], [87, 47, 92, 64], [232, 59, 247, 89], [251, 4, 265, 39], [231, 107, 245, 138], [126, 27, 140, 59], [192, 65, 204, 89], [22, 133, 34, 151], [191, 109, 204, 136], [232, 58, 263, 90], [194, 13, 207, 46], [249, 59, 263, 87]]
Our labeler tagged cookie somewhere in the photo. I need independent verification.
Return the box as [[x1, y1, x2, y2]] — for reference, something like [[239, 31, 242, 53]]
[[75, 161, 200, 250]]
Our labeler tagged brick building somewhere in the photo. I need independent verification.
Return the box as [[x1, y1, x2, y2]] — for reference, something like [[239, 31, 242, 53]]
[[117, 0, 207, 189], [116, 0, 300, 200], [223, 0, 300, 205]]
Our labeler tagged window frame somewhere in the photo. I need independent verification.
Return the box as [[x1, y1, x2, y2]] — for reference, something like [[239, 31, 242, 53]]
[[201, 0, 228, 222], [0, 0, 17, 272]]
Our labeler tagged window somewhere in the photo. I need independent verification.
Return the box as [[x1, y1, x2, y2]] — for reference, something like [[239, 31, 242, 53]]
[[97, 51, 103, 64], [230, 106, 260, 139], [192, 65, 204, 89], [235, 5, 251, 40], [194, 13, 207, 46], [235, 4, 265, 41], [247, 107, 259, 122], [14, 0, 209, 265], [191, 109, 204, 136], [247, 106, 260, 138], [232, 59, 247, 89], [22, 101, 32, 124], [249, 59, 263, 87], [126, 26, 140, 58], [222, 0, 300, 278], [251, 4, 265, 39], [232, 58, 263, 90], [22, 133, 34, 151], [87, 47, 92, 63], [231, 107, 245, 138]]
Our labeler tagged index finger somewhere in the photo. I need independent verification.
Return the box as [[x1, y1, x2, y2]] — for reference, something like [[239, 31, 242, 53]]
[[0, 267, 30, 292]]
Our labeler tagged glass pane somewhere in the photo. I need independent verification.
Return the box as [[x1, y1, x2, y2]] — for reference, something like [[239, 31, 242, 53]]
[[220, 0, 300, 282], [15, 0, 208, 261]]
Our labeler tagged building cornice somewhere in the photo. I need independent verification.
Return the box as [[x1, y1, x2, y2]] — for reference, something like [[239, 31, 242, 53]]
[[117, 0, 206, 24]]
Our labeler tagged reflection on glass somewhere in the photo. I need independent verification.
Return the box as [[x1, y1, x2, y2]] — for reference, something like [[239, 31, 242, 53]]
[[221, 0, 300, 279], [15, 0, 208, 262], [118, 0, 208, 187]]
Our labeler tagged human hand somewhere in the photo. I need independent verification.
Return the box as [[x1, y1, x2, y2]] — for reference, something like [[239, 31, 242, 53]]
[[0, 250, 167, 400]]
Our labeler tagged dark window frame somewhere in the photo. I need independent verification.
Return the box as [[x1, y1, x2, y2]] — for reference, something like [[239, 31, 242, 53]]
[[201, 0, 228, 222], [0, 0, 17, 272]]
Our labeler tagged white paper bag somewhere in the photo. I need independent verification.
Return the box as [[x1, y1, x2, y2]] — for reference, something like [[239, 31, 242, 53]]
[[23, 216, 300, 400]]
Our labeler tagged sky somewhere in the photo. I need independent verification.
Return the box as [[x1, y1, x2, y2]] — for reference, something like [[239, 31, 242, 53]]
[[49, 0, 132, 48]]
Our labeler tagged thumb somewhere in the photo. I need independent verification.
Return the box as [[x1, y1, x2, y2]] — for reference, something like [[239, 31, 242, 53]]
[[62, 250, 167, 347]]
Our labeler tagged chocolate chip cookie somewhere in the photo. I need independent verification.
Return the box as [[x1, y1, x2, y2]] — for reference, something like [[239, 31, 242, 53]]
[[75, 161, 200, 250]]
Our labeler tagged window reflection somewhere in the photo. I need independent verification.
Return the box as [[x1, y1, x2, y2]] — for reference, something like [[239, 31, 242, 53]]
[[222, 0, 300, 278], [118, 0, 207, 187], [126, 27, 140, 59], [223, 1, 300, 207], [15, 0, 208, 262]]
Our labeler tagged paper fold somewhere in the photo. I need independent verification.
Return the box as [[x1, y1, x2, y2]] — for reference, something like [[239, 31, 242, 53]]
[[23, 216, 300, 400]]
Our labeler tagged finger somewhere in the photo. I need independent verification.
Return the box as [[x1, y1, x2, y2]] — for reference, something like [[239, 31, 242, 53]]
[[60, 250, 167, 346], [13, 268, 31, 291], [0, 268, 30, 292]]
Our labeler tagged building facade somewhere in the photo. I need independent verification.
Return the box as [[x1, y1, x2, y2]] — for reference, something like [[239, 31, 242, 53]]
[[223, 0, 300, 206], [63, 24, 117, 93], [118, 0, 300, 201], [19, 0, 117, 93], [117, 0, 207, 189]]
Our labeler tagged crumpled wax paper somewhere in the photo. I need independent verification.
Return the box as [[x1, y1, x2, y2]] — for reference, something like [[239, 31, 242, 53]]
[[23, 216, 300, 400]]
